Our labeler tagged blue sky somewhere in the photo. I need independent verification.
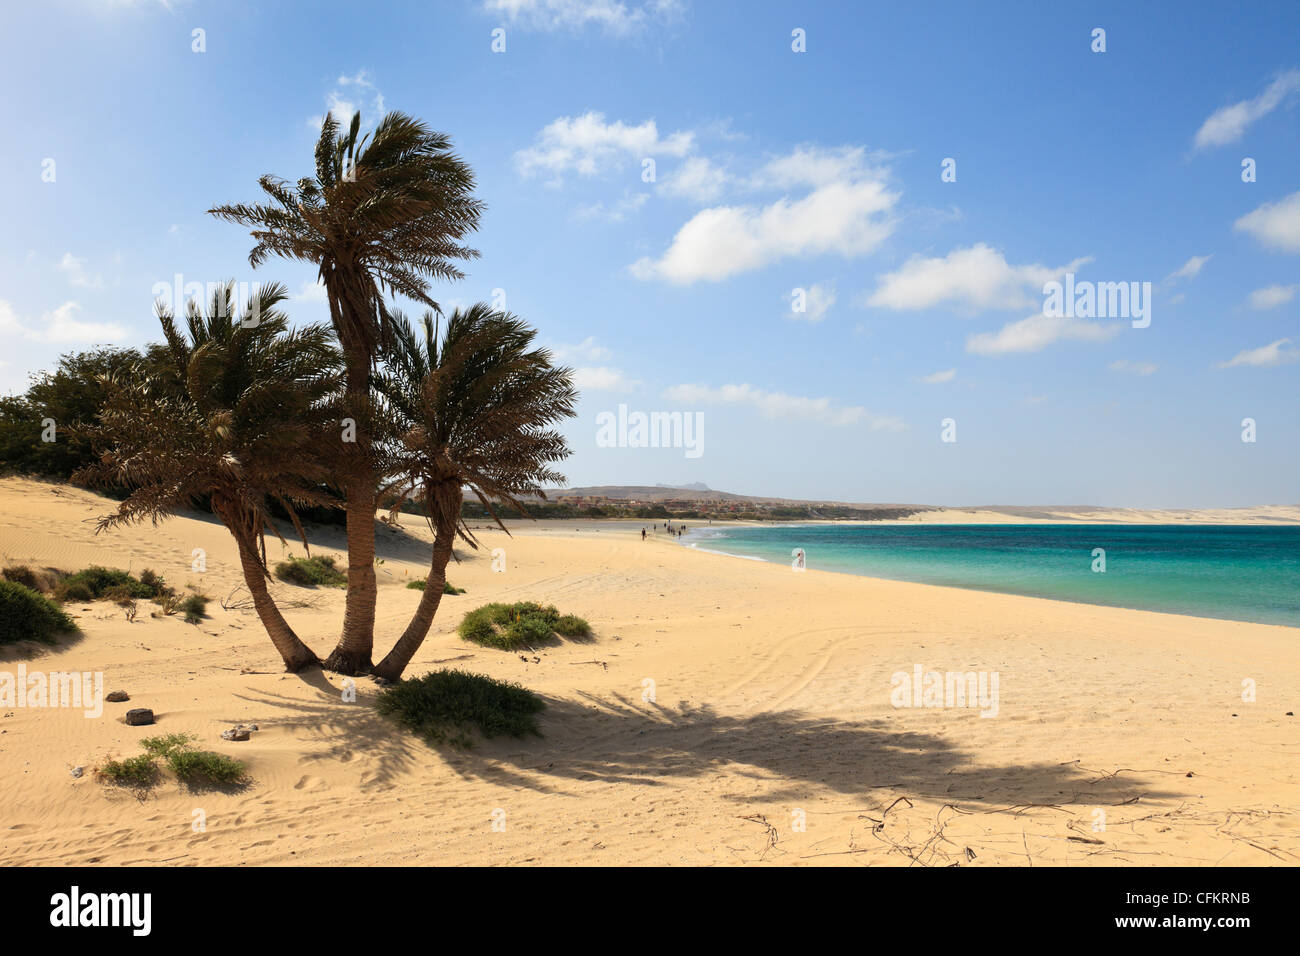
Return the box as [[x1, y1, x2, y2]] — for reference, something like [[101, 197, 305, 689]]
[[1, 0, 1297, 507]]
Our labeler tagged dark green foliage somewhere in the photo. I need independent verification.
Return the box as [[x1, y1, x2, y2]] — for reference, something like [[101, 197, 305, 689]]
[[178, 593, 208, 624], [457, 601, 591, 650], [140, 733, 196, 758], [104, 733, 247, 790], [406, 577, 464, 594], [375, 669, 545, 748], [163, 748, 248, 786], [57, 581, 93, 603], [53, 566, 152, 602], [1, 565, 66, 594], [0, 580, 76, 645], [139, 569, 173, 600], [96, 754, 160, 788], [553, 614, 591, 638], [274, 554, 346, 587], [0, 346, 164, 488]]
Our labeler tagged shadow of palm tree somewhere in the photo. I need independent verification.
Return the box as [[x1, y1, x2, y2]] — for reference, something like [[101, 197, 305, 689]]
[[223, 679, 1181, 809]]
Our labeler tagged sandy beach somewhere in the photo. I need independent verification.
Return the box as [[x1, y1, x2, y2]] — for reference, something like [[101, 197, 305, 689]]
[[0, 476, 1296, 866]]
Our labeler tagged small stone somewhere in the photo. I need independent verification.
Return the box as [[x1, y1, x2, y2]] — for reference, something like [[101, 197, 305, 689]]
[[70, 766, 84, 778], [105, 691, 129, 703], [221, 728, 250, 742], [124, 708, 155, 726]]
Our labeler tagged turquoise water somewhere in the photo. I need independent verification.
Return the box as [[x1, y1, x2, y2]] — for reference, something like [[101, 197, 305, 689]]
[[684, 524, 1300, 627]]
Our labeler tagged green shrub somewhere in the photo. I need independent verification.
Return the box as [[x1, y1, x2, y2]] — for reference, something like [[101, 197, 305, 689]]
[[0, 580, 77, 645], [164, 748, 248, 786], [456, 601, 592, 651], [375, 669, 545, 748], [103, 583, 138, 606], [96, 754, 160, 788], [553, 614, 591, 638], [274, 554, 346, 588], [2, 565, 66, 594], [141, 733, 196, 758], [139, 569, 173, 600], [178, 593, 207, 624], [54, 566, 152, 603], [406, 578, 465, 594], [58, 581, 93, 603], [100, 733, 246, 790]]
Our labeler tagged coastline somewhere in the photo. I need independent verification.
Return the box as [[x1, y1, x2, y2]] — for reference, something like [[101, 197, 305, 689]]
[[2, 476, 1297, 866]]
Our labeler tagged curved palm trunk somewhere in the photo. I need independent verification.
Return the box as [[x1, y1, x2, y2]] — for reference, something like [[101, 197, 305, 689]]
[[236, 541, 319, 672], [322, 338, 378, 675], [371, 488, 460, 681]]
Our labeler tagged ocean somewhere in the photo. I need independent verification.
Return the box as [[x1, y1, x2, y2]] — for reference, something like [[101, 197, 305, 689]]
[[683, 523, 1300, 627]]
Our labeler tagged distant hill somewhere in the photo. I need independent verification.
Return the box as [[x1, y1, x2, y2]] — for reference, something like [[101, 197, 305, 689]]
[[534, 485, 934, 511]]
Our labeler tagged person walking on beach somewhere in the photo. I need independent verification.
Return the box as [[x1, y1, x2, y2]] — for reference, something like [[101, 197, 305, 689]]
[[641, 528, 646, 540]]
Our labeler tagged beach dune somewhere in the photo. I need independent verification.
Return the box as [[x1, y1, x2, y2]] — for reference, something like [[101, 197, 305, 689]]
[[1, 477, 1296, 866]]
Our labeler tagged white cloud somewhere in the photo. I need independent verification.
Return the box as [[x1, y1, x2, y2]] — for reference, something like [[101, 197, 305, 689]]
[[573, 193, 649, 222], [1166, 254, 1211, 281], [965, 313, 1120, 356], [662, 382, 903, 429], [310, 70, 385, 130], [785, 283, 835, 322], [867, 244, 1092, 312], [293, 280, 328, 304], [59, 253, 103, 289], [1247, 284, 1297, 309], [750, 145, 886, 190], [1218, 338, 1298, 368], [631, 178, 897, 283], [548, 338, 636, 390], [516, 112, 693, 183], [918, 368, 956, 384], [483, 0, 682, 35], [660, 156, 728, 202], [1234, 191, 1300, 253], [0, 300, 126, 344], [550, 336, 613, 363], [1109, 359, 1157, 375], [572, 366, 638, 390], [1194, 70, 1300, 150]]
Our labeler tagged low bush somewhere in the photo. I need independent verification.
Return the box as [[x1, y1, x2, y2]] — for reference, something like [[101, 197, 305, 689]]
[[375, 669, 545, 748], [53, 566, 166, 603], [2, 565, 66, 594], [99, 733, 247, 790], [0, 579, 77, 645], [457, 601, 592, 651], [96, 753, 160, 788], [178, 593, 207, 624], [274, 555, 346, 588], [406, 578, 465, 594], [164, 748, 248, 786]]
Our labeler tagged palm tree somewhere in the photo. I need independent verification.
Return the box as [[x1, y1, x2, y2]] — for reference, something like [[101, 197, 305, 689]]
[[209, 111, 485, 674], [77, 282, 342, 672], [370, 303, 576, 681]]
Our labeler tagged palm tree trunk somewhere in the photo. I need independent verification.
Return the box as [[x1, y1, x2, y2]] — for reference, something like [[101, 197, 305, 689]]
[[371, 488, 460, 681], [236, 541, 319, 672], [322, 339, 377, 674]]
